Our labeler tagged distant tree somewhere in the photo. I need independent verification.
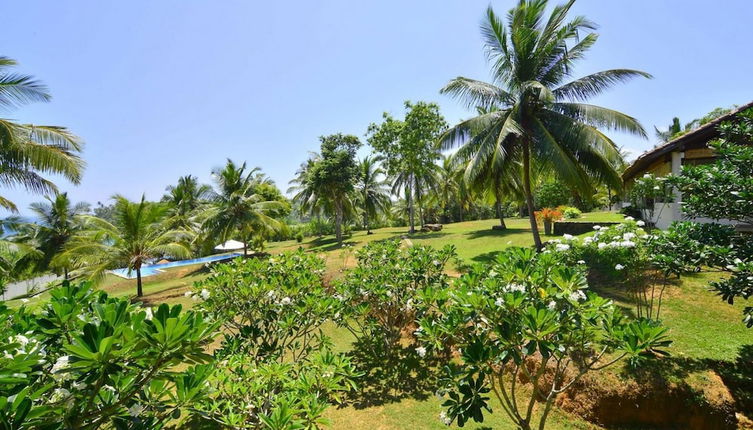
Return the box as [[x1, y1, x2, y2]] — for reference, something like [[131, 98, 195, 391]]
[[433, 154, 460, 222], [163, 175, 212, 218], [203, 160, 286, 255], [440, 2, 648, 249], [0, 57, 84, 212], [7, 192, 89, 278], [368, 101, 447, 233], [306, 134, 361, 245], [356, 156, 391, 233], [60, 195, 190, 297], [654, 117, 682, 142]]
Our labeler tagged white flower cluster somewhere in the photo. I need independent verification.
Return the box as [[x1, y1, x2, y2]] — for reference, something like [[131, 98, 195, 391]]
[[502, 283, 526, 293], [568, 290, 586, 302], [184, 289, 210, 301]]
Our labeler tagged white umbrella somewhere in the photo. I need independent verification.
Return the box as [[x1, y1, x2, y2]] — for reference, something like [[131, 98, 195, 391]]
[[214, 240, 245, 251]]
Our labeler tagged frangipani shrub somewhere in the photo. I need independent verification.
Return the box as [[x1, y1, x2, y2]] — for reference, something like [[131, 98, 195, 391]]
[[195, 251, 339, 361], [628, 173, 674, 223], [418, 248, 670, 430], [0, 281, 218, 429], [193, 252, 358, 429], [544, 220, 671, 319], [334, 239, 456, 354]]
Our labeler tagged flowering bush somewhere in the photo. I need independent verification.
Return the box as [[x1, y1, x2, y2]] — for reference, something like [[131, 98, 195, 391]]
[[0, 281, 218, 429], [418, 248, 670, 429], [544, 220, 679, 319], [195, 251, 340, 360], [193, 252, 358, 428], [334, 239, 455, 353], [629, 173, 674, 223]]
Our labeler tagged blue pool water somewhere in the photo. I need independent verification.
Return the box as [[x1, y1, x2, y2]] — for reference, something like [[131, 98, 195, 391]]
[[109, 253, 242, 279]]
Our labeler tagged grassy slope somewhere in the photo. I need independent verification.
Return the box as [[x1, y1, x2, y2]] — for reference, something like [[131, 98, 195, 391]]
[[6, 211, 752, 429]]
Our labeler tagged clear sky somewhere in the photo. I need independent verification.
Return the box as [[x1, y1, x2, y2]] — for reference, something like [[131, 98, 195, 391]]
[[2, 0, 751, 215]]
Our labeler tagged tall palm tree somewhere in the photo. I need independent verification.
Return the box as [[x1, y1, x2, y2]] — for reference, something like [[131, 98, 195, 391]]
[[203, 160, 284, 256], [356, 156, 391, 233], [59, 195, 189, 297], [288, 152, 331, 219], [0, 57, 84, 212], [433, 154, 460, 222], [391, 164, 439, 230], [8, 192, 89, 278], [163, 175, 212, 217], [440, 1, 649, 249]]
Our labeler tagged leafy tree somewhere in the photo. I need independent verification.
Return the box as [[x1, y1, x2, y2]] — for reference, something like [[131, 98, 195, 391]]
[[59, 195, 190, 297], [6, 192, 89, 278], [356, 156, 391, 233], [419, 248, 670, 429], [0, 281, 218, 428], [440, 1, 649, 249], [203, 160, 287, 255], [305, 134, 361, 245], [0, 57, 84, 212], [368, 101, 447, 233]]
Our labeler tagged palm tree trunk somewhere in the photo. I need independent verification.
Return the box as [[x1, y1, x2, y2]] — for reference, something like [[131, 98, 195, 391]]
[[335, 200, 343, 245], [363, 212, 370, 234], [136, 267, 143, 297], [495, 197, 507, 229], [607, 187, 612, 211], [407, 183, 415, 234], [523, 142, 543, 250], [63, 267, 68, 281]]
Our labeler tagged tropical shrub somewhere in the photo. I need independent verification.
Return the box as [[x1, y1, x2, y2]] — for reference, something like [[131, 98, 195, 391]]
[[0, 281, 218, 429], [667, 109, 753, 225], [193, 252, 358, 428], [628, 173, 673, 223], [418, 248, 670, 429], [195, 252, 338, 361], [334, 239, 455, 354], [664, 111, 753, 325], [560, 206, 582, 219]]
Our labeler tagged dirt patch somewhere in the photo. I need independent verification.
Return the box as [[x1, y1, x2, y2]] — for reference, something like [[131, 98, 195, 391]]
[[557, 371, 738, 429]]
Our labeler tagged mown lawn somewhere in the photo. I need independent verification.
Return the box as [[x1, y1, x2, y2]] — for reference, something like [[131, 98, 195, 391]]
[[6, 211, 753, 429]]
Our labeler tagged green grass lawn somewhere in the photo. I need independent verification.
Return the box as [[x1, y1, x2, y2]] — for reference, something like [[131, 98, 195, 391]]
[[5, 211, 753, 429]]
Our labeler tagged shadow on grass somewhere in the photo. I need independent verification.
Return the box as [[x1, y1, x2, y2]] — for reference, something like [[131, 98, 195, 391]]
[[623, 344, 753, 417], [464, 226, 528, 240], [304, 236, 358, 252], [345, 337, 447, 409]]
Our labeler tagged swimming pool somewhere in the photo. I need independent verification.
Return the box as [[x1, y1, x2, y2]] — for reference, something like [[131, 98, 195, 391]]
[[109, 253, 242, 279]]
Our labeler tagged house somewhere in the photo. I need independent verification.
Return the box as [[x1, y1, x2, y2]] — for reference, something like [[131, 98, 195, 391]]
[[622, 101, 753, 229]]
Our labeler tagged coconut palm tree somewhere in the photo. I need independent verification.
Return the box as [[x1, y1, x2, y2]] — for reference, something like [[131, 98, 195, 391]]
[[356, 156, 391, 234], [203, 160, 285, 256], [440, 1, 649, 249], [433, 154, 460, 222], [7, 192, 89, 278], [0, 57, 84, 212], [59, 195, 189, 297], [163, 175, 212, 217]]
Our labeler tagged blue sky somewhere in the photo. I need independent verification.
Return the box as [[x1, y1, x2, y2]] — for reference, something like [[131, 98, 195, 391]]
[[2, 0, 751, 215]]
